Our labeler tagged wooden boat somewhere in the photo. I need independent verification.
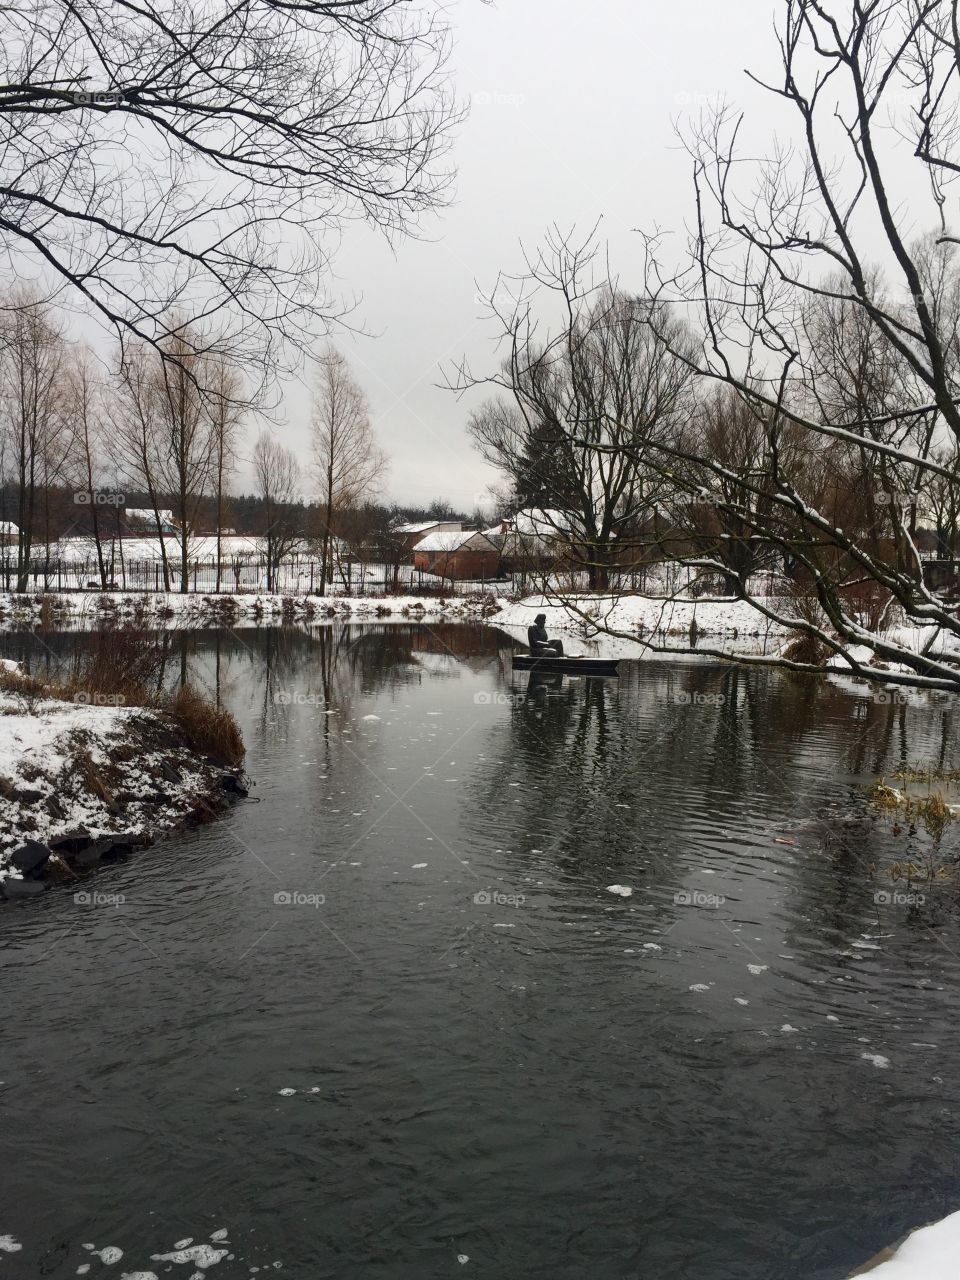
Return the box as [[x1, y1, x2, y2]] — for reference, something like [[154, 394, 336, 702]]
[[512, 652, 620, 676]]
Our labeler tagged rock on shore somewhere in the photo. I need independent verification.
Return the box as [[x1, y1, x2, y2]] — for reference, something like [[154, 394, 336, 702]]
[[0, 678, 247, 898]]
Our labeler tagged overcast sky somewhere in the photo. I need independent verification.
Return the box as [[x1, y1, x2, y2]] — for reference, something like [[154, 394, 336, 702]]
[[266, 0, 780, 512]]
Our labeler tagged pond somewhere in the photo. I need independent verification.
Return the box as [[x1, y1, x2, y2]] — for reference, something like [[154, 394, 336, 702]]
[[2, 621, 960, 1280]]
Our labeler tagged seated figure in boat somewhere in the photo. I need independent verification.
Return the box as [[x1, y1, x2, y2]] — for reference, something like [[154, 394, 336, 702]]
[[527, 613, 564, 657]]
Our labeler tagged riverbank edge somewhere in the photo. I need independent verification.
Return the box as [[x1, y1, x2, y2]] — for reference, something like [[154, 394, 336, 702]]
[[0, 677, 248, 898], [0, 589, 509, 628]]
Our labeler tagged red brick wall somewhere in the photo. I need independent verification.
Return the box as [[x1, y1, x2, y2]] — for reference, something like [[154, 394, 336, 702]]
[[413, 548, 499, 579]]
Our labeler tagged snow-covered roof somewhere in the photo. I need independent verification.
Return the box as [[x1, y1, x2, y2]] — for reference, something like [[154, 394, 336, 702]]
[[414, 530, 495, 553], [508, 508, 571, 537], [397, 519, 462, 535], [127, 508, 174, 524]]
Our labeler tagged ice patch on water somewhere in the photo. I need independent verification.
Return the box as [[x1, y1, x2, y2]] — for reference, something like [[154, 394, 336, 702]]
[[94, 1246, 123, 1264], [361, 715, 380, 722], [781, 1025, 798, 1034], [735, 998, 749, 1006], [119, 1273, 158, 1279], [151, 1244, 228, 1268], [861, 1052, 891, 1069], [77, 1267, 90, 1275], [642, 943, 661, 951], [747, 964, 768, 975], [0, 1236, 22, 1253], [689, 984, 711, 993], [278, 1088, 296, 1096], [606, 885, 632, 897], [458, 1255, 469, 1264], [411, 862, 428, 869], [174, 1239, 193, 1248]]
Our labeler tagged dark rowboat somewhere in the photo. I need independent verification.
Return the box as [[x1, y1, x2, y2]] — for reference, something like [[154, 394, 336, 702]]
[[512, 653, 619, 676]]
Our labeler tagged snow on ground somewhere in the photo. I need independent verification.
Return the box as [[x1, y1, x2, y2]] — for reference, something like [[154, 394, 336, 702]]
[[0, 590, 508, 630], [0, 676, 238, 880], [496, 593, 789, 641], [854, 1208, 960, 1277]]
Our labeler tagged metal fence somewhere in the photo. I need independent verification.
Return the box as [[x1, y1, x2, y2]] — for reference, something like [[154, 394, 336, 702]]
[[1, 553, 790, 600], [5, 555, 511, 597]]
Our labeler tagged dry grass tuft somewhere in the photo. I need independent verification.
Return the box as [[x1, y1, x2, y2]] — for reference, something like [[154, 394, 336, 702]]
[[163, 683, 244, 765], [782, 630, 828, 666], [70, 741, 115, 805], [59, 625, 167, 707]]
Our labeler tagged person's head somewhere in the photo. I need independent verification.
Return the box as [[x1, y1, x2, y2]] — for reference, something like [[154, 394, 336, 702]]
[[535, 613, 546, 626]]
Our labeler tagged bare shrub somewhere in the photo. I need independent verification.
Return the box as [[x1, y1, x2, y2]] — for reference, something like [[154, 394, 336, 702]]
[[60, 626, 168, 706], [163, 684, 244, 766]]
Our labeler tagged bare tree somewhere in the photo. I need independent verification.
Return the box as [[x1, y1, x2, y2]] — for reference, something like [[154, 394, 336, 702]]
[[0, 0, 460, 375], [0, 292, 68, 590], [252, 432, 302, 592], [65, 347, 109, 586], [207, 363, 245, 591], [150, 335, 218, 592], [113, 342, 174, 590], [458, 232, 696, 590], [312, 345, 385, 594], [624, 0, 960, 690], [114, 329, 219, 591]]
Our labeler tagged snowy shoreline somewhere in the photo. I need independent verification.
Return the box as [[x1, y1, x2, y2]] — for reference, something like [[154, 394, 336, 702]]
[[0, 589, 507, 630], [0, 663, 247, 896]]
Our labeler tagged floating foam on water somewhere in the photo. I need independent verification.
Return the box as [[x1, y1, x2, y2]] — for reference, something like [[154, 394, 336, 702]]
[[411, 863, 428, 869], [642, 943, 661, 951], [95, 1246, 123, 1263], [0, 1236, 22, 1253], [747, 964, 768, 975], [689, 984, 711, 993], [174, 1238, 193, 1248], [861, 1052, 891, 1069], [278, 1088, 296, 1096], [151, 1244, 229, 1268], [361, 715, 381, 722], [210, 1230, 228, 1241], [606, 885, 632, 897]]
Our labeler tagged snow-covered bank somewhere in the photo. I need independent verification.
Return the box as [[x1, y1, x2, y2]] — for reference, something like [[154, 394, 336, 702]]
[[496, 593, 789, 641], [0, 664, 247, 897], [850, 1207, 960, 1277], [0, 590, 508, 630]]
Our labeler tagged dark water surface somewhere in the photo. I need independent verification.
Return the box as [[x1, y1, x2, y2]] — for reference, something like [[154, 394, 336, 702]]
[[3, 622, 960, 1280]]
